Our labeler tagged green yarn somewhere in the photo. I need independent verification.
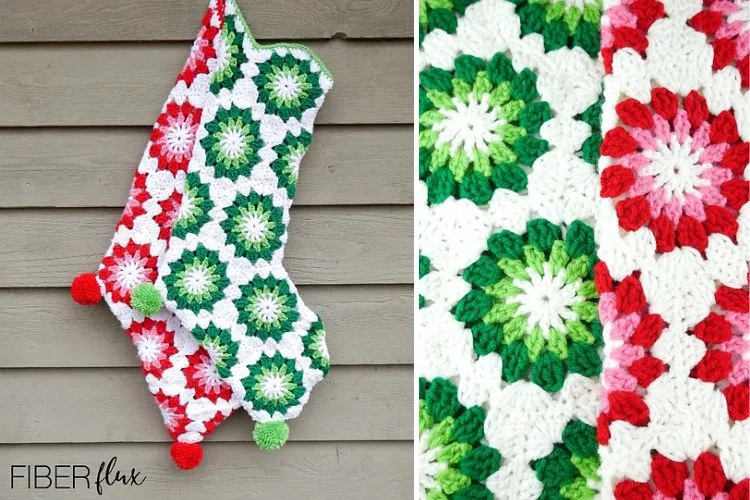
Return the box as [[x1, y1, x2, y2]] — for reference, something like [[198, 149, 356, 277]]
[[531, 351, 567, 392], [451, 406, 486, 444], [419, 254, 432, 279], [454, 484, 494, 500], [459, 172, 494, 205], [534, 446, 578, 487], [562, 420, 598, 458], [527, 218, 563, 255], [501, 341, 530, 382], [565, 220, 596, 258], [491, 163, 528, 192], [566, 342, 602, 377], [513, 0, 603, 55], [462, 254, 503, 287], [130, 283, 163, 316], [425, 378, 461, 421], [470, 323, 502, 356], [453, 290, 494, 322], [253, 420, 289, 450], [459, 445, 502, 481]]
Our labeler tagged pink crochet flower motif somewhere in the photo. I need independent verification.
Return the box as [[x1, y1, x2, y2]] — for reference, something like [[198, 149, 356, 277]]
[[183, 349, 233, 403], [177, 9, 219, 86], [98, 241, 158, 304], [689, 0, 750, 88], [128, 319, 178, 376], [601, 0, 666, 73], [600, 88, 749, 253], [149, 101, 203, 175]]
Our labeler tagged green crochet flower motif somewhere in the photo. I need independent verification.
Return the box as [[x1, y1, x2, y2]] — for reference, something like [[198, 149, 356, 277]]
[[164, 246, 229, 314], [254, 53, 323, 121], [418, 0, 480, 44], [201, 104, 264, 181], [243, 353, 305, 415], [419, 53, 551, 206], [271, 131, 312, 198], [302, 319, 330, 375], [210, 15, 249, 94], [419, 377, 501, 500], [510, 0, 602, 57], [193, 325, 239, 378], [576, 95, 603, 166], [453, 219, 602, 393], [173, 172, 213, 238], [220, 192, 285, 262], [235, 276, 299, 341], [532, 420, 601, 499]]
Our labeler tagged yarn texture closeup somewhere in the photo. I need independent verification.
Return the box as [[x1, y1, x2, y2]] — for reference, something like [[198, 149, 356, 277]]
[[418, 0, 749, 498]]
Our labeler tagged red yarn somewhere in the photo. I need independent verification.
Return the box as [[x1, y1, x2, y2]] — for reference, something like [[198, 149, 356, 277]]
[[603, 48, 614, 74], [720, 142, 749, 175], [596, 412, 611, 445], [723, 383, 749, 421], [629, 356, 666, 388], [720, 179, 750, 211], [739, 55, 749, 88], [730, 479, 750, 500], [651, 453, 688, 497], [70, 272, 102, 306], [651, 88, 678, 120], [613, 27, 649, 53], [629, 0, 664, 31], [710, 110, 740, 144], [601, 165, 636, 198], [594, 261, 614, 294], [704, 205, 739, 238], [716, 285, 750, 313], [609, 391, 650, 426], [616, 197, 650, 231], [692, 350, 732, 383], [712, 38, 736, 71], [614, 479, 652, 499], [689, 10, 723, 35], [650, 215, 676, 253], [685, 90, 709, 129], [694, 451, 727, 496], [601, 127, 638, 157], [170, 442, 204, 470], [676, 215, 708, 252], [630, 314, 665, 349], [693, 312, 732, 344], [615, 275, 647, 314], [616, 99, 654, 129]]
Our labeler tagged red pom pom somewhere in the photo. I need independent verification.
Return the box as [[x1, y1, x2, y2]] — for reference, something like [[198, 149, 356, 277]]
[[70, 272, 102, 306], [170, 442, 203, 470]]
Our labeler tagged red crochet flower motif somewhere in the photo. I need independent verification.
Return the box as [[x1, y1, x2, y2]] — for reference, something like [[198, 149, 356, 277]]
[[689, 0, 750, 88], [155, 391, 191, 439], [119, 172, 150, 230], [601, 0, 666, 73], [183, 348, 233, 403], [128, 319, 178, 376], [615, 454, 749, 499], [149, 102, 203, 175], [98, 241, 158, 303], [178, 21, 219, 87], [154, 191, 183, 241], [600, 88, 749, 253]]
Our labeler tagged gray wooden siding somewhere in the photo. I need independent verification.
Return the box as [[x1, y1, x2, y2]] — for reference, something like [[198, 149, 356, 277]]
[[0, 1, 414, 498]]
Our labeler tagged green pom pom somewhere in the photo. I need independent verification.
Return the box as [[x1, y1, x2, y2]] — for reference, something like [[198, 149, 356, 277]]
[[131, 283, 163, 316], [253, 421, 289, 450]]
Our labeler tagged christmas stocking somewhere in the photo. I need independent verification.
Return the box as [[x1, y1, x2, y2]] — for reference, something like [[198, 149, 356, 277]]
[[70, 0, 241, 470], [139, 0, 334, 451]]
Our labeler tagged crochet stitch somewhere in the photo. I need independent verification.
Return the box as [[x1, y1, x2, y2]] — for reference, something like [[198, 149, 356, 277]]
[[142, 0, 333, 450], [70, 0, 241, 470], [596, 0, 749, 497], [419, 0, 605, 497]]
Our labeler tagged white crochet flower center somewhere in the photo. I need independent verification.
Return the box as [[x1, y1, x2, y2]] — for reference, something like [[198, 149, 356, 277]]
[[184, 266, 211, 295], [419, 431, 446, 498], [166, 122, 194, 154], [508, 263, 582, 336], [178, 192, 195, 219], [272, 72, 301, 100], [116, 258, 148, 290], [159, 402, 179, 429], [215, 36, 231, 69], [433, 93, 504, 159], [219, 126, 247, 159], [260, 373, 287, 399], [196, 359, 223, 389], [642, 135, 709, 201], [254, 294, 281, 322], [135, 332, 163, 363], [241, 212, 269, 242]]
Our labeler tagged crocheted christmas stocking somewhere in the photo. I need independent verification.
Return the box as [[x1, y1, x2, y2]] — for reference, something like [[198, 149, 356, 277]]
[[137, 0, 334, 451], [70, 1, 241, 470]]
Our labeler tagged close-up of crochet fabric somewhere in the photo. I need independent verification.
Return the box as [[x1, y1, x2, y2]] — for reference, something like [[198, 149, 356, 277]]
[[418, 0, 748, 498], [70, 0, 240, 471]]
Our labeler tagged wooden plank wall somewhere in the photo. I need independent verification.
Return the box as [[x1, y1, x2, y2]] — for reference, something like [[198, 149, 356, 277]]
[[0, 1, 414, 498]]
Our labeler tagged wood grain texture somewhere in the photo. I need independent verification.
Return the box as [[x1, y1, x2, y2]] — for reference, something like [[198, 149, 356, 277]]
[[0, 286, 413, 367], [0, 40, 412, 126], [0, 0, 413, 42], [0, 206, 412, 287], [0, 366, 412, 443], [0, 443, 413, 499], [0, 126, 413, 208]]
